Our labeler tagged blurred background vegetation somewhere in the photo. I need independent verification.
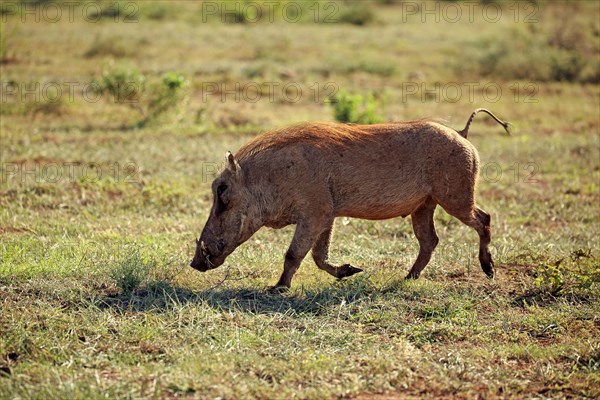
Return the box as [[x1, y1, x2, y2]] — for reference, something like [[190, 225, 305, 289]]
[[1, 0, 598, 131], [0, 1, 598, 398]]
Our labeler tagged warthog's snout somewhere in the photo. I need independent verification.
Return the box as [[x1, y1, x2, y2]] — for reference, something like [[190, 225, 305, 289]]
[[190, 239, 226, 272], [189, 258, 208, 271]]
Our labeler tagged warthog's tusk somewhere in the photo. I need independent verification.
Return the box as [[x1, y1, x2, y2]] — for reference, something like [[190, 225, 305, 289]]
[[201, 241, 214, 268]]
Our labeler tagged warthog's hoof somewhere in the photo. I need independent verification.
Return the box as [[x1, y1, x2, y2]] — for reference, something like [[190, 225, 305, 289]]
[[483, 260, 495, 279], [337, 264, 363, 279], [267, 285, 290, 294]]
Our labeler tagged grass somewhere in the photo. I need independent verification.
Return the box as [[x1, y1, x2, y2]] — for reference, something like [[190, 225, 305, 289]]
[[0, 1, 599, 398]]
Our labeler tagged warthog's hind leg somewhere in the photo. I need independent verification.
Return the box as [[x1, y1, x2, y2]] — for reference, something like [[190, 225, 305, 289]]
[[406, 198, 439, 279], [474, 207, 494, 278], [312, 222, 363, 280], [438, 201, 495, 279]]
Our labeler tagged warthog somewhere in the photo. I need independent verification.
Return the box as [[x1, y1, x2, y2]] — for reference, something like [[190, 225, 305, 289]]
[[190, 108, 510, 289]]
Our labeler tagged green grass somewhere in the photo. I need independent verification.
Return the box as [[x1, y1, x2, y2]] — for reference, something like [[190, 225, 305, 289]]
[[1, 1, 599, 398]]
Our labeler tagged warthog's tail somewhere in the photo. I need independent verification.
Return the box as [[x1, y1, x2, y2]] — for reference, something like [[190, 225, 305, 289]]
[[458, 108, 511, 138]]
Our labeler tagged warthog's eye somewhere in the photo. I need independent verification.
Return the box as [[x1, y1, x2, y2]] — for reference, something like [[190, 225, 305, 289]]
[[215, 183, 228, 216], [217, 183, 227, 196]]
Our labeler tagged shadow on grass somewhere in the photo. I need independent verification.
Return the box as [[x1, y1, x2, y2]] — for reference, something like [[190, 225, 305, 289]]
[[96, 276, 386, 316], [510, 287, 597, 308]]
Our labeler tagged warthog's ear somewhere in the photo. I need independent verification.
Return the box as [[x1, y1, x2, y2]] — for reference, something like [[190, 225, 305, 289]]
[[226, 151, 241, 173]]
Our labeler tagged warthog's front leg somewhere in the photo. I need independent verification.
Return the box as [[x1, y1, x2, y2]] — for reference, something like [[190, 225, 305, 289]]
[[312, 221, 363, 279], [273, 218, 327, 289]]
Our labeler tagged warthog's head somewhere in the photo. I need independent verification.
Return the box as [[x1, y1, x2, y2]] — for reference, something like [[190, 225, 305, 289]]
[[190, 152, 257, 272]]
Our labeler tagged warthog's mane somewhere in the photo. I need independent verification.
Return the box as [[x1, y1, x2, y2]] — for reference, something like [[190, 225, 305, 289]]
[[235, 120, 432, 161]]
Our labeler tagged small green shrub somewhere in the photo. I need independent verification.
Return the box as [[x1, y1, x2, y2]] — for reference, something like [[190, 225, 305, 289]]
[[338, 4, 376, 25], [98, 63, 146, 103], [95, 63, 188, 127], [143, 72, 188, 124], [535, 261, 566, 295], [535, 249, 599, 296], [329, 90, 384, 124], [550, 51, 586, 82], [110, 249, 155, 294]]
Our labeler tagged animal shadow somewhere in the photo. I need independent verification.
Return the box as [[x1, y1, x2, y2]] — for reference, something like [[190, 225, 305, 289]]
[[97, 277, 383, 316]]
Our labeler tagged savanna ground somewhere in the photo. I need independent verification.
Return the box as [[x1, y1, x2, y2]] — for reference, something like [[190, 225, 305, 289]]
[[0, 1, 599, 398]]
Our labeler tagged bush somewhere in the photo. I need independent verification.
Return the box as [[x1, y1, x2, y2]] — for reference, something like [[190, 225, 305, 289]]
[[96, 63, 189, 127], [338, 4, 376, 26], [456, 23, 594, 82], [110, 249, 155, 294], [535, 249, 599, 296], [145, 72, 188, 122], [98, 63, 146, 103], [329, 90, 384, 124], [550, 51, 586, 82]]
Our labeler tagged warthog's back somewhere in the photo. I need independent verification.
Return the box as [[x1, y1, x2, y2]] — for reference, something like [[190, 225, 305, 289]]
[[236, 121, 479, 220]]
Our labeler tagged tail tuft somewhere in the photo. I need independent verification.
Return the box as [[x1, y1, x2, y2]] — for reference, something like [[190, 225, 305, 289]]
[[459, 108, 510, 138], [501, 121, 512, 136]]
